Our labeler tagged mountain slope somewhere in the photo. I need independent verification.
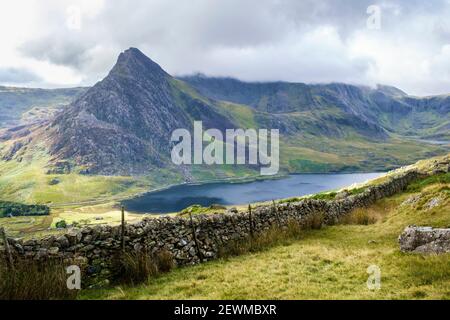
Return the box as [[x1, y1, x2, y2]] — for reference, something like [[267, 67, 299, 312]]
[[0, 48, 449, 206], [180, 75, 449, 139], [0, 86, 86, 127], [48, 48, 235, 175]]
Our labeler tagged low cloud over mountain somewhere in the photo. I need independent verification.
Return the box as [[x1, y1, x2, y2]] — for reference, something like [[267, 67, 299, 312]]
[[1, 1, 450, 95]]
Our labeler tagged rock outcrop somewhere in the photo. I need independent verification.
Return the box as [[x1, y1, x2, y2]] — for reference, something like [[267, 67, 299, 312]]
[[47, 48, 234, 175], [399, 226, 450, 254]]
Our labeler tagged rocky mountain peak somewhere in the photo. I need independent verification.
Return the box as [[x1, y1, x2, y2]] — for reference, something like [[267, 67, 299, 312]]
[[107, 47, 169, 84], [45, 48, 234, 175]]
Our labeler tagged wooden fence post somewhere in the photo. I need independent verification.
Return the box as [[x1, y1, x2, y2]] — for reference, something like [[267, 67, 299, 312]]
[[248, 204, 254, 238], [0, 227, 14, 270], [189, 213, 204, 262], [273, 200, 282, 228], [121, 206, 126, 251]]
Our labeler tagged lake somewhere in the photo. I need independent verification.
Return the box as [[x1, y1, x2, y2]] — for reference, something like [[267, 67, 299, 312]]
[[122, 172, 383, 214]]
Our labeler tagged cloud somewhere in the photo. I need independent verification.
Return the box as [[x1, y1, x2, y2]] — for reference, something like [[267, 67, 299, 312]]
[[0, 67, 41, 84], [2, 0, 450, 95], [178, 26, 373, 86], [20, 39, 87, 69]]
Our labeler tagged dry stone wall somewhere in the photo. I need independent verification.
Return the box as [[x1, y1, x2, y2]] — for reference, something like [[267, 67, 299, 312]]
[[0, 170, 426, 276]]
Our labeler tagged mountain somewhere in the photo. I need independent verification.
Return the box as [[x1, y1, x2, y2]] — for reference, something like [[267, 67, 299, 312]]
[[180, 75, 450, 139], [46, 48, 235, 175], [0, 48, 449, 192], [0, 86, 86, 127]]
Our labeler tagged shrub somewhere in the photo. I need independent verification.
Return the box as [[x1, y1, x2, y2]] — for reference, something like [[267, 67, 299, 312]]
[[178, 205, 206, 216], [348, 187, 368, 196], [301, 211, 324, 230], [310, 192, 337, 201], [154, 250, 175, 273], [339, 208, 377, 225], [278, 197, 301, 204], [55, 220, 67, 229], [110, 249, 174, 285], [0, 201, 50, 218], [0, 258, 78, 300]]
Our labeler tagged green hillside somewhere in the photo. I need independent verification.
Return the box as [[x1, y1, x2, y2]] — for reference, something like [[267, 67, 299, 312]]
[[82, 170, 450, 300], [181, 76, 450, 140], [0, 49, 449, 207], [0, 86, 86, 127]]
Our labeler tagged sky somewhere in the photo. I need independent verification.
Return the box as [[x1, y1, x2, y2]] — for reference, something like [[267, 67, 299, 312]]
[[1, 0, 450, 96]]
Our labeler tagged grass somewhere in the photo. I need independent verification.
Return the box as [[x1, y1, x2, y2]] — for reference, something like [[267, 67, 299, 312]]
[[339, 208, 378, 225], [218, 101, 258, 129], [0, 215, 56, 238], [80, 179, 450, 300], [178, 204, 227, 217], [0, 202, 147, 239], [0, 257, 79, 300], [110, 250, 175, 286], [278, 187, 367, 203], [0, 150, 159, 205], [218, 214, 324, 259], [309, 192, 338, 201], [406, 172, 450, 192], [281, 133, 450, 173]]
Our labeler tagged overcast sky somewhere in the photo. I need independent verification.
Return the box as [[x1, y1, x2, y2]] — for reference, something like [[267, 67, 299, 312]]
[[1, 0, 450, 96]]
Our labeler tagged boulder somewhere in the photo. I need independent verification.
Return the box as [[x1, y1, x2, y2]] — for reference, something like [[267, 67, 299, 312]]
[[424, 197, 442, 210], [399, 225, 450, 254]]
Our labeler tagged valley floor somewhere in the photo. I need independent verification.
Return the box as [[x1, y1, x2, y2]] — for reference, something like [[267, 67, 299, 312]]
[[81, 174, 450, 300]]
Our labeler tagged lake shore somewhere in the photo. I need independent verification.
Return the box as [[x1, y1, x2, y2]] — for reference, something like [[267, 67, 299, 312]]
[[122, 172, 384, 214]]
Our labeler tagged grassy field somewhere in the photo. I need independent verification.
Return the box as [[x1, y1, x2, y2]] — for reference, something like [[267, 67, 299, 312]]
[[81, 174, 450, 300], [0, 149, 160, 205], [0, 201, 151, 239]]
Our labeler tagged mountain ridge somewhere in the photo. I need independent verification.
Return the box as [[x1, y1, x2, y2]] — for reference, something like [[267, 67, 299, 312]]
[[46, 48, 236, 175], [0, 48, 449, 179], [179, 74, 449, 139]]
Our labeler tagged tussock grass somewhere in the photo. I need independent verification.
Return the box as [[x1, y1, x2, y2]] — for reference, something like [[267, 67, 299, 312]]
[[0, 257, 78, 300], [301, 211, 325, 229], [339, 208, 378, 226], [110, 249, 174, 286]]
